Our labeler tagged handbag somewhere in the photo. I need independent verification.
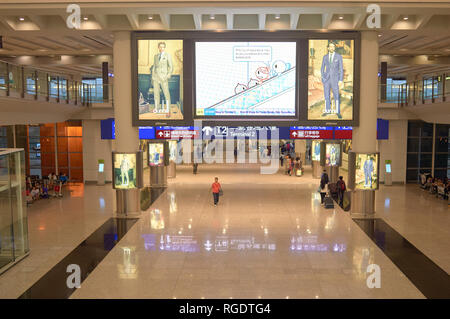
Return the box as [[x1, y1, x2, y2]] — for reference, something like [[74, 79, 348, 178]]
[[219, 188, 223, 196]]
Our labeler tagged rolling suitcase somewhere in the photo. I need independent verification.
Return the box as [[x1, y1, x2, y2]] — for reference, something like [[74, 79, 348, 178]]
[[324, 196, 334, 209]]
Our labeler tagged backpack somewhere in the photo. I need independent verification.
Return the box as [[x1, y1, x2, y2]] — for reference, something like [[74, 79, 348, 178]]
[[340, 181, 346, 191]]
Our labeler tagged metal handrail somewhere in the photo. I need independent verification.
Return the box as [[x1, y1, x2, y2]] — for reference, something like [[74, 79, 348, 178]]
[[0, 59, 113, 107], [379, 73, 450, 107]]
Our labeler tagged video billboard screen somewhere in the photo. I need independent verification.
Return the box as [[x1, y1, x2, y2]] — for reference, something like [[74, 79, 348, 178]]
[[137, 39, 183, 120], [149, 143, 164, 166], [308, 39, 354, 121], [355, 153, 379, 190], [113, 153, 137, 189], [195, 41, 297, 117]]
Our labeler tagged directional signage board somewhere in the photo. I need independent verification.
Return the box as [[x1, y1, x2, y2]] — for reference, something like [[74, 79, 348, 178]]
[[289, 126, 334, 139], [334, 127, 352, 139], [155, 126, 199, 139]]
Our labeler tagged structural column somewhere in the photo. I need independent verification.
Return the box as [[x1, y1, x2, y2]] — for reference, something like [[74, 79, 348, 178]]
[[351, 31, 379, 216], [113, 31, 140, 216]]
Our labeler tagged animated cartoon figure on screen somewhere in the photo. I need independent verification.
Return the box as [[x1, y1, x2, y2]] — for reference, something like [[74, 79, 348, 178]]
[[255, 65, 270, 82], [271, 60, 291, 77], [120, 157, 130, 186], [151, 42, 173, 113], [321, 42, 343, 119], [363, 156, 374, 188]]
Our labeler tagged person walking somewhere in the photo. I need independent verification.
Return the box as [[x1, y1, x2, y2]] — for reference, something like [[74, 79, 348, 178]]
[[319, 169, 329, 204], [336, 176, 346, 207], [211, 177, 222, 207]]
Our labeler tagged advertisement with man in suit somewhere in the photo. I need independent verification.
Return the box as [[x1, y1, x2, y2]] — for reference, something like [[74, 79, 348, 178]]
[[321, 42, 343, 119], [307, 39, 354, 120], [152, 42, 173, 113], [137, 39, 183, 120]]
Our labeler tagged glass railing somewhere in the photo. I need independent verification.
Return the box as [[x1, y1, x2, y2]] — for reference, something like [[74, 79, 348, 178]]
[[379, 74, 450, 107], [0, 60, 113, 107]]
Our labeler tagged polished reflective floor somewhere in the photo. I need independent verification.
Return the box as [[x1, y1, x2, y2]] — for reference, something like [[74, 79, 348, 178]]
[[354, 219, 450, 299], [19, 218, 138, 299], [0, 164, 448, 299]]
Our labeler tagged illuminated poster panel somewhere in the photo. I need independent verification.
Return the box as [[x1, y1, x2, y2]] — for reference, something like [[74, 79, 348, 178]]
[[195, 42, 297, 117], [168, 140, 177, 162], [137, 39, 184, 120], [325, 143, 341, 166], [311, 140, 321, 161], [113, 153, 137, 189], [148, 143, 164, 167], [308, 39, 354, 121], [355, 153, 379, 190]]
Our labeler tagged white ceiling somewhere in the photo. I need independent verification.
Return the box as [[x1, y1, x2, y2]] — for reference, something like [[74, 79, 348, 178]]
[[0, 1, 449, 77]]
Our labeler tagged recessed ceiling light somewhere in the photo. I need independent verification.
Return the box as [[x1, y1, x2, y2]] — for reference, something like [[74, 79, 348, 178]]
[[83, 16, 88, 21], [378, 34, 382, 37], [275, 14, 281, 20], [403, 16, 409, 20], [19, 17, 25, 21], [338, 16, 344, 20], [148, 15, 153, 20], [209, 14, 215, 20]]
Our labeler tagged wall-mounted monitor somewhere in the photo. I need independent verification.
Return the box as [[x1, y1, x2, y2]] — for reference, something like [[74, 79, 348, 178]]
[[348, 152, 380, 190], [112, 152, 143, 189]]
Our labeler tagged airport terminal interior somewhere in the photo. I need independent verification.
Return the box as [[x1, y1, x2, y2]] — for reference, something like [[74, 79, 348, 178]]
[[0, 0, 449, 300]]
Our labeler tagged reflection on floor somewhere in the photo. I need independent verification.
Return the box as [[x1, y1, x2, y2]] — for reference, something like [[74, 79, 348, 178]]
[[354, 218, 450, 299], [19, 218, 138, 299], [70, 165, 423, 299], [0, 164, 447, 299]]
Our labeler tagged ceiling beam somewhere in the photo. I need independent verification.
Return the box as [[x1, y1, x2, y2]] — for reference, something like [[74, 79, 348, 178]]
[[28, 15, 46, 30], [193, 13, 202, 30], [258, 14, 266, 30], [415, 14, 433, 30], [93, 14, 108, 29], [322, 13, 333, 29], [159, 13, 170, 29], [226, 13, 233, 30], [385, 14, 400, 29], [290, 13, 299, 30], [353, 13, 366, 29], [126, 14, 139, 30]]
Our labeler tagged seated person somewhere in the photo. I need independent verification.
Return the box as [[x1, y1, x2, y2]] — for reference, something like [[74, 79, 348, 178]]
[[59, 173, 68, 185], [40, 185, 49, 199], [30, 187, 40, 200]]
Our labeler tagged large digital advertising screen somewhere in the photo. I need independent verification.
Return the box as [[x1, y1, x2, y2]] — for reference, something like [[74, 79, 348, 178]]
[[137, 39, 184, 121], [355, 153, 379, 190], [113, 153, 138, 189], [308, 39, 354, 121], [195, 41, 297, 117]]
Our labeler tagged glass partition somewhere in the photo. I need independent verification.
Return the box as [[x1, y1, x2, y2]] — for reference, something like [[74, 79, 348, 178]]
[[0, 149, 29, 274]]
